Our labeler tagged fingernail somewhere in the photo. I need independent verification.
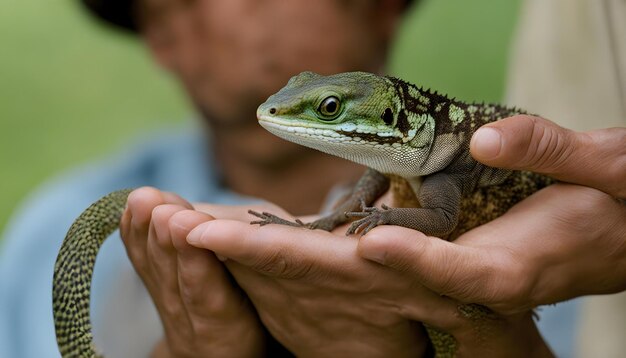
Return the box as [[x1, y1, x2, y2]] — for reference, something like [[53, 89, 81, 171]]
[[472, 127, 502, 160], [186, 223, 209, 245]]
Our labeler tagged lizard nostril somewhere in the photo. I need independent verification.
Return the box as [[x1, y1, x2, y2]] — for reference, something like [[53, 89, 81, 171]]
[[269, 108, 277, 115]]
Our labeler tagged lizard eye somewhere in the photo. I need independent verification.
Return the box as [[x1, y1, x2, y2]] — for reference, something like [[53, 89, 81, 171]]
[[381, 108, 394, 125], [318, 96, 341, 119]]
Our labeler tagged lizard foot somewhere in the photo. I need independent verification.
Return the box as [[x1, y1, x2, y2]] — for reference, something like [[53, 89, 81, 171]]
[[248, 210, 306, 228], [305, 215, 345, 231], [345, 201, 392, 235]]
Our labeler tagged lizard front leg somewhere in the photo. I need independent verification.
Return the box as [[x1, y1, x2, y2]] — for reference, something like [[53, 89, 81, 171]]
[[347, 172, 463, 237], [250, 168, 389, 231]]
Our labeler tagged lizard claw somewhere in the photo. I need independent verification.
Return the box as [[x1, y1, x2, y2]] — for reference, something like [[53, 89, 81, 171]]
[[344, 199, 380, 218], [248, 210, 305, 228], [345, 203, 392, 235], [305, 217, 338, 231]]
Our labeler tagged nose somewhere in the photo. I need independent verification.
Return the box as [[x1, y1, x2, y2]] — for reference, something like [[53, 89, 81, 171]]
[[256, 101, 279, 119]]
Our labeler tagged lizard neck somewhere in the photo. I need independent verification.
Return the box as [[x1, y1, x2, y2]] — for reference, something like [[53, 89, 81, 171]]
[[386, 76, 527, 136], [384, 77, 527, 178]]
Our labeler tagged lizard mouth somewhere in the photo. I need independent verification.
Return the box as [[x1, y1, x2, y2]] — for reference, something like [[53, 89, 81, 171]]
[[258, 115, 351, 142], [259, 114, 416, 148], [259, 117, 411, 149], [258, 114, 336, 130]]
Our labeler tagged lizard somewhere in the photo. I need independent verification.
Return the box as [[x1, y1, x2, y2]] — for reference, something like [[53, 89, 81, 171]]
[[248, 71, 554, 357], [51, 71, 552, 358]]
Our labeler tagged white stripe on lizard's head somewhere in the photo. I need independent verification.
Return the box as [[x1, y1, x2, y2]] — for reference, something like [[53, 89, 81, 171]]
[[256, 71, 440, 178]]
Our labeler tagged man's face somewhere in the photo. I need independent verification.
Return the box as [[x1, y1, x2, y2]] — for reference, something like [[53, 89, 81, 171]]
[[136, 0, 401, 129]]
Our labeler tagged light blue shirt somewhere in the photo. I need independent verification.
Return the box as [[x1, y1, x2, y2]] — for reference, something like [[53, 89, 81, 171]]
[[0, 127, 257, 357], [0, 127, 580, 357]]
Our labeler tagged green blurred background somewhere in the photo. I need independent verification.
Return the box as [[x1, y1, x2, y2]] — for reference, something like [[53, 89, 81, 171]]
[[0, 0, 521, 239]]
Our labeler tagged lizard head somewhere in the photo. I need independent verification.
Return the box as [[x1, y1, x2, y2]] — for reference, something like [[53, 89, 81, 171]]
[[257, 71, 436, 177]]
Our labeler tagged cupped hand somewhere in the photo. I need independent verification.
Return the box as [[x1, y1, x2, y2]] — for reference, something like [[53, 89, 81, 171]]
[[359, 183, 626, 314], [120, 187, 265, 358], [188, 203, 433, 357], [358, 116, 626, 314], [185, 203, 552, 357]]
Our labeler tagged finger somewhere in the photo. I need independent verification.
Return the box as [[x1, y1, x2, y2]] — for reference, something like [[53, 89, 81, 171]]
[[389, 284, 474, 334], [357, 225, 493, 303], [124, 187, 191, 239], [168, 210, 251, 324], [186, 219, 340, 279], [148, 205, 188, 292], [186, 219, 483, 335], [470, 115, 626, 198], [124, 187, 170, 272], [194, 202, 287, 221], [126, 187, 191, 227], [123, 187, 193, 264], [162, 191, 194, 209], [147, 204, 194, 338]]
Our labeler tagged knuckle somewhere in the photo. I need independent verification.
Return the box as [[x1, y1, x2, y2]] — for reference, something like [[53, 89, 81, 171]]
[[383, 234, 431, 276], [252, 246, 313, 279], [126, 187, 162, 220], [151, 204, 176, 227], [179, 280, 208, 309], [162, 291, 197, 326], [591, 128, 626, 197], [201, 291, 232, 316], [524, 118, 574, 171], [151, 205, 181, 249], [161, 293, 186, 320], [168, 210, 196, 249], [178, 268, 204, 295]]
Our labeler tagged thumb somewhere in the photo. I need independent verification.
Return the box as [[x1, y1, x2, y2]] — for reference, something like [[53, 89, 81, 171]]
[[357, 226, 491, 302], [470, 115, 626, 198]]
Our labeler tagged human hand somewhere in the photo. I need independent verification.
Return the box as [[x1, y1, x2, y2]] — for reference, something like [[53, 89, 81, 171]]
[[120, 187, 265, 357], [185, 204, 552, 357], [470, 115, 625, 198], [185, 203, 445, 357], [358, 116, 626, 314]]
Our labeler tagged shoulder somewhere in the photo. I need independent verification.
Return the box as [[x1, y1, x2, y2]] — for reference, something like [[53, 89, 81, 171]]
[[0, 127, 211, 356], [2, 127, 209, 245]]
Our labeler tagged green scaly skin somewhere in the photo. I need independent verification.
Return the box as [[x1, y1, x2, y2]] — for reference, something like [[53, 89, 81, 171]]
[[53, 189, 132, 358], [250, 71, 554, 357]]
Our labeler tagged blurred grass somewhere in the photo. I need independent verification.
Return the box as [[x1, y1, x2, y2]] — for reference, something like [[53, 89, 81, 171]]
[[0, 0, 520, 237]]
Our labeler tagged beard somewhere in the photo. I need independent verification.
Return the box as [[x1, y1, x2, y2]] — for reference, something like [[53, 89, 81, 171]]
[[193, 94, 260, 132]]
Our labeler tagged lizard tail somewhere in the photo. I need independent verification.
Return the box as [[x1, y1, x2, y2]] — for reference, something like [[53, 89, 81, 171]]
[[52, 189, 133, 358]]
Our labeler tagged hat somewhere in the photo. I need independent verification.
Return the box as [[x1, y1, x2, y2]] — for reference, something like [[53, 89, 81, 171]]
[[81, 0, 417, 32], [81, 0, 138, 31]]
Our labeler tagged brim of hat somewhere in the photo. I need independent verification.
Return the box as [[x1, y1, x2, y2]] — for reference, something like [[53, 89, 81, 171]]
[[81, 0, 418, 33], [81, 0, 137, 32]]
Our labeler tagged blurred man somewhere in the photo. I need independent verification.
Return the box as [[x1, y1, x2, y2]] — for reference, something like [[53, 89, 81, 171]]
[[0, 0, 420, 356]]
